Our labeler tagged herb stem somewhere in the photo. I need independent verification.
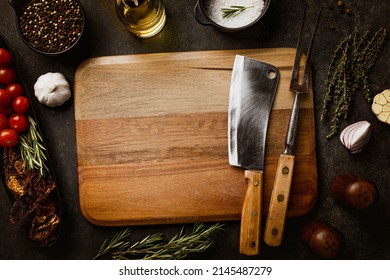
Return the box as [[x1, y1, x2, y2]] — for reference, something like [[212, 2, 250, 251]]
[[221, 5, 254, 19], [93, 228, 132, 260]]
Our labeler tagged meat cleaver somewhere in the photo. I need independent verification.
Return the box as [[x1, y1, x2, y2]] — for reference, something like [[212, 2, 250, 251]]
[[228, 55, 279, 255]]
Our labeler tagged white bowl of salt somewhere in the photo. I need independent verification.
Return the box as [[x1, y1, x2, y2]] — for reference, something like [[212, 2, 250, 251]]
[[194, 0, 270, 32]]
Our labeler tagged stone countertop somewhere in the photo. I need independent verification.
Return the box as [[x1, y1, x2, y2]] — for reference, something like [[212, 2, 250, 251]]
[[0, 0, 389, 260]]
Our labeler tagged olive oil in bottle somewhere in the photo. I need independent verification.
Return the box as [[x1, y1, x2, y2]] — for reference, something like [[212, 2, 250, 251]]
[[116, 0, 166, 38]]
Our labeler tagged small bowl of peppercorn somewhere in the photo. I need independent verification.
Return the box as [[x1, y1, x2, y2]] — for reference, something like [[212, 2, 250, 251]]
[[9, 0, 85, 56]]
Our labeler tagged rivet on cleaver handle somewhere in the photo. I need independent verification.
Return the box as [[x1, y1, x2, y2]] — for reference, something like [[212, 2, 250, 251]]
[[228, 55, 279, 255]]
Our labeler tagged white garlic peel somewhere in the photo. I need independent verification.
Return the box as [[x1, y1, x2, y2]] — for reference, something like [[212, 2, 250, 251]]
[[371, 89, 390, 124], [340, 121, 372, 154], [34, 72, 71, 107]]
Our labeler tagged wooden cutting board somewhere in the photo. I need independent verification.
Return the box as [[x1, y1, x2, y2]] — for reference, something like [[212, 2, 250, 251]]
[[74, 48, 317, 226]]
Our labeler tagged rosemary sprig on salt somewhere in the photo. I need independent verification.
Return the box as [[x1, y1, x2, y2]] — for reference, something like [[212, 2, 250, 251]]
[[205, 0, 265, 29], [221, 5, 254, 19]]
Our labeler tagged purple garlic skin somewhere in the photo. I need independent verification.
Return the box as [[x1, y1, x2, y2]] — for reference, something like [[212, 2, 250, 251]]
[[340, 121, 372, 154]]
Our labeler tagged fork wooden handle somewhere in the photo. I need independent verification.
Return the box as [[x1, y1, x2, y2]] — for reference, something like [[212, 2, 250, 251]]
[[264, 154, 295, 246], [240, 170, 262, 255]]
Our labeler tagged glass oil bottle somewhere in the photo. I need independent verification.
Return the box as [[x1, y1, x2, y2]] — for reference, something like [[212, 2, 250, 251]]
[[115, 0, 166, 38]]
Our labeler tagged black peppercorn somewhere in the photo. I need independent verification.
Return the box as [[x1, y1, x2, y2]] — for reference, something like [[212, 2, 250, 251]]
[[19, 0, 84, 54]]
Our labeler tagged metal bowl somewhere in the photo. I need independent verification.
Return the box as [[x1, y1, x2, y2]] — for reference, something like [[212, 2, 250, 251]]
[[194, 0, 271, 32], [8, 0, 85, 56]]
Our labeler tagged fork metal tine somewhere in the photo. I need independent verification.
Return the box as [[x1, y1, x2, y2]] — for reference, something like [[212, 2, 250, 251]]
[[290, 3, 323, 94], [290, 0, 308, 86], [303, 5, 323, 85], [283, 2, 322, 154]]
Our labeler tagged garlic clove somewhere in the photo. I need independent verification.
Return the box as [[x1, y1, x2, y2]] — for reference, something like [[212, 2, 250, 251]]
[[374, 92, 388, 105], [377, 112, 390, 123], [339, 121, 372, 154], [372, 89, 390, 125], [371, 103, 382, 114], [383, 90, 390, 102]]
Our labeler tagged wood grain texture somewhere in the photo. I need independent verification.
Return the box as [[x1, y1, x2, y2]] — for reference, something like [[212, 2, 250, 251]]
[[264, 154, 295, 247], [74, 48, 318, 226], [240, 170, 262, 255]]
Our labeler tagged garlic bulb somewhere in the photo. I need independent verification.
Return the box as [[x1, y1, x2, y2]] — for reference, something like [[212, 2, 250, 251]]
[[340, 121, 372, 154], [371, 89, 390, 124], [34, 72, 71, 107]]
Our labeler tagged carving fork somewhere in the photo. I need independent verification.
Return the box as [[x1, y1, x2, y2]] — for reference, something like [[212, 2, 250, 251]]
[[264, 2, 323, 246]]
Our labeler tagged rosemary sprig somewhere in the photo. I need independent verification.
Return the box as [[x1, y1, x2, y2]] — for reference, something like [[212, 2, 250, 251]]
[[94, 223, 224, 260], [94, 228, 132, 259], [19, 115, 49, 176], [221, 5, 254, 19], [321, 27, 387, 138]]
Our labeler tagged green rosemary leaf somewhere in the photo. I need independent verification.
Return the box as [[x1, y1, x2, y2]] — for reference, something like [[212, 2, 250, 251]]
[[129, 232, 164, 252], [36, 141, 47, 151], [31, 158, 42, 167]]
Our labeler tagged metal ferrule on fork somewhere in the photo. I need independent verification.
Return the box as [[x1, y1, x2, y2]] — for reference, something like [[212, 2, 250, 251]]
[[283, 92, 303, 155]]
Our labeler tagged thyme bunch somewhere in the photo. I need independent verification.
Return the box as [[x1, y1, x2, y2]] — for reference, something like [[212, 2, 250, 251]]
[[221, 6, 254, 19], [321, 27, 387, 139], [94, 223, 224, 260], [19, 116, 49, 176]]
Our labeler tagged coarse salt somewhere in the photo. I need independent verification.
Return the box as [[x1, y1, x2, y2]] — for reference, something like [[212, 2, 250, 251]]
[[204, 0, 265, 29]]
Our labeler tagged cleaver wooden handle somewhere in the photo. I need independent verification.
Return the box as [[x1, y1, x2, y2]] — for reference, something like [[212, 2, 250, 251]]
[[240, 170, 263, 255], [264, 154, 295, 246]]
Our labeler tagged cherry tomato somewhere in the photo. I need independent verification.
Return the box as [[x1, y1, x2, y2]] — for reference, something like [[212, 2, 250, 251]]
[[6, 83, 24, 99], [0, 129, 19, 148], [0, 114, 9, 131], [0, 48, 12, 67], [12, 96, 29, 114], [0, 89, 10, 107], [9, 114, 29, 132], [0, 67, 16, 85]]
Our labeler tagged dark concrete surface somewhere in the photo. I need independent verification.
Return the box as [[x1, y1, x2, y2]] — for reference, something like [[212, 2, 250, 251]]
[[0, 0, 389, 260]]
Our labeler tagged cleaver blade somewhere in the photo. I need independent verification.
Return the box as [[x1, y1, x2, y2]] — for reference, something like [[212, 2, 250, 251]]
[[228, 55, 279, 255]]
